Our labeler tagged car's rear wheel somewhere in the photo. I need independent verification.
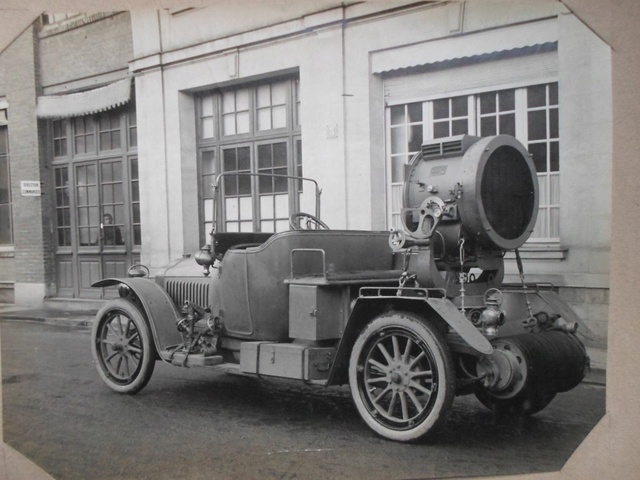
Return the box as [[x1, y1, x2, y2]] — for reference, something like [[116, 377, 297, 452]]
[[348, 311, 455, 442], [92, 298, 156, 394]]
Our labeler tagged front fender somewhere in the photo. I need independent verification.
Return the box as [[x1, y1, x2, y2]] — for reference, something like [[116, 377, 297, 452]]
[[93, 278, 183, 356]]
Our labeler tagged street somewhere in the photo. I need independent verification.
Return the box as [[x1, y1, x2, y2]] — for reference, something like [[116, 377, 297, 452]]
[[1, 320, 606, 480]]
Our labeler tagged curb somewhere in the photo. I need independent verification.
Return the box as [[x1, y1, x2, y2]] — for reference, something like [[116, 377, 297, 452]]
[[0, 310, 95, 328]]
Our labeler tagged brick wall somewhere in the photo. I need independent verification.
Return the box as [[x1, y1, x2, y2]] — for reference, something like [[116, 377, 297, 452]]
[[0, 22, 55, 301], [39, 12, 133, 89]]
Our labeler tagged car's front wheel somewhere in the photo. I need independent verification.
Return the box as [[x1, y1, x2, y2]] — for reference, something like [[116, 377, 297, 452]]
[[348, 311, 455, 442], [92, 298, 156, 394]]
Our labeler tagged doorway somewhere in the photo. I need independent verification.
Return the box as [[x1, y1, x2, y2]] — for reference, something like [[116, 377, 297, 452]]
[[52, 106, 140, 298]]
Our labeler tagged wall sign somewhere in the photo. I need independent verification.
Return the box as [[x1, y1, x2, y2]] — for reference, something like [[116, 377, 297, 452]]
[[20, 181, 43, 196]]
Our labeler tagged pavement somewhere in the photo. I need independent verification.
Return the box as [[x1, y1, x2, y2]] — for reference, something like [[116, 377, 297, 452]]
[[0, 303, 607, 386]]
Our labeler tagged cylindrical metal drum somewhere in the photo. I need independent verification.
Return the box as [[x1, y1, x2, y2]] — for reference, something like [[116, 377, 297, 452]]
[[404, 135, 539, 252]]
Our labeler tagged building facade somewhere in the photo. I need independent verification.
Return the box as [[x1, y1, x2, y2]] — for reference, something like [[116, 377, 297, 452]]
[[0, 1, 611, 347]]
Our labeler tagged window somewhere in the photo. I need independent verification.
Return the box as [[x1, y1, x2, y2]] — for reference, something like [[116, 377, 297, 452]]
[[53, 119, 69, 157], [0, 121, 12, 245], [387, 82, 559, 242], [130, 158, 141, 246], [74, 117, 95, 155], [51, 106, 140, 249], [54, 167, 71, 246], [99, 110, 121, 151], [196, 77, 301, 238], [526, 84, 559, 239]]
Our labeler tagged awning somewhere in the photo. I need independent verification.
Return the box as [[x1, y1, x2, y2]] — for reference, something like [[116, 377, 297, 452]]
[[371, 18, 558, 74], [36, 78, 132, 119]]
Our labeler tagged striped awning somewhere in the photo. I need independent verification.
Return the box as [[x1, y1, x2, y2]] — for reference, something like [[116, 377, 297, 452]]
[[36, 78, 132, 119], [371, 18, 558, 74]]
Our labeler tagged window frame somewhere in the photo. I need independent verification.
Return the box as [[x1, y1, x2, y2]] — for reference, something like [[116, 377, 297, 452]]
[[50, 105, 139, 251], [0, 120, 13, 246], [195, 76, 301, 240]]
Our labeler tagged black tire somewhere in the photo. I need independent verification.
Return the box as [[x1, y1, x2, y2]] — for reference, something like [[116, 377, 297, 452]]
[[91, 298, 156, 394], [348, 311, 455, 442], [475, 388, 556, 416]]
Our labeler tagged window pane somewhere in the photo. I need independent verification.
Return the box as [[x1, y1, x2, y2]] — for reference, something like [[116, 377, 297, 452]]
[[408, 125, 423, 153], [223, 149, 236, 172], [549, 83, 558, 105], [390, 126, 407, 154], [272, 106, 286, 129], [499, 113, 515, 136], [133, 225, 142, 245], [259, 175, 272, 194], [224, 177, 238, 196], [261, 220, 274, 233], [480, 117, 496, 137], [258, 144, 272, 168], [390, 105, 405, 126], [223, 114, 235, 135], [0, 129, 6, 154], [0, 157, 9, 203], [257, 109, 271, 131], [451, 96, 467, 117], [528, 85, 547, 108], [0, 204, 11, 244], [528, 143, 547, 172], [273, 143, 287, 166], [275, 194, 288, 217], [237, 112, 250, 134], [202, 118, 215, 139], [260, 195, 274, 218], [87, 164, 97, 185], [238, 175, 251, 195], [272, 82, 287, 104], [236, 89, 249, 110], [391, 156, 405, 183], [550, 141, 559, 172], [274, 171, 287, 192], [101, 163, 113, 182], [202, 95, 214, 116], [549, 108, 559, 138], [550, 174, 560, 204], [239, 196, 252, 220], [452, 119, 467, 136], [499, 90, 515, 111], [202, 151, 216, 175], [257, 85, 270, 108], [222, 92, 235, 113], [528, 110, 547, 140], [480, 93, 496, 114], [225, 197, 238, 220], [433, 99, 449, 119], [238, 147, 250, 171], [407, 103, 422, 123], [433, 122, 449, 139]]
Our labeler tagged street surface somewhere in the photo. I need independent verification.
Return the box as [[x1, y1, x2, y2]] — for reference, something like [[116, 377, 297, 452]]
[[1, 320, 605, 480]]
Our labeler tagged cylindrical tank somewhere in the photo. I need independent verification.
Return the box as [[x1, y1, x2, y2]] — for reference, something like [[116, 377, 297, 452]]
[[403, 135, 539, 253]]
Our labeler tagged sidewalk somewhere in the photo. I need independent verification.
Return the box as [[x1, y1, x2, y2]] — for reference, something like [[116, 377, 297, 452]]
[[0, 304, 96, 328], [0, 303, 607, 386]]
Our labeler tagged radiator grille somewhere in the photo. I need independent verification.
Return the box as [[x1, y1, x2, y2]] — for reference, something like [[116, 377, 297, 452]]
[[165, 280, 210, 308]]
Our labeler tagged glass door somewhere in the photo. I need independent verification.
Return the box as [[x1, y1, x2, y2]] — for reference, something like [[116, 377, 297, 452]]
[[74, 158, 132, 298]]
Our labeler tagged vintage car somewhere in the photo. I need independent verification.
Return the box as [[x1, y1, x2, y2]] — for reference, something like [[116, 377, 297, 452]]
[[91, 134, 590, 442]]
